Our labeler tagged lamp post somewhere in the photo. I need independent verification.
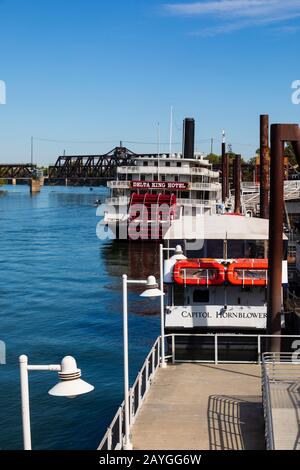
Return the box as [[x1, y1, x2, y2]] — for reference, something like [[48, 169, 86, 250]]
[[159, 244, 186, 369], [122, 274, 162, 450], [19, 355, 94, 450]]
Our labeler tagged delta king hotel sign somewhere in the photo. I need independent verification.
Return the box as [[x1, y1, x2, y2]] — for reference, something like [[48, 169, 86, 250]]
[[131, 181, 189, 190]]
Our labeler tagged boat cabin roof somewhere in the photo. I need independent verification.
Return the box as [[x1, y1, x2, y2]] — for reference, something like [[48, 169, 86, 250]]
[[164, 214, 288, 241]]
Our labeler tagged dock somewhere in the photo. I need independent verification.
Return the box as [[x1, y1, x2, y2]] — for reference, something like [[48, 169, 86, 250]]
[[98, 335, 300, 451], [262, 353, 300, 450], [131, 363, 265, 450]]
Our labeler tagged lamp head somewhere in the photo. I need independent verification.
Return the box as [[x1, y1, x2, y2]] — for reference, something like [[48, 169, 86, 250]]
[[140, 275, 164, 298], [174, 245, 183, 255], [48, 356, 94, 398]]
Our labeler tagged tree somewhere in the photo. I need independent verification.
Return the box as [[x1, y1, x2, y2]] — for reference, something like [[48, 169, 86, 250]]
[[284, 142, 298, 167], [206, 153, 221, 165]]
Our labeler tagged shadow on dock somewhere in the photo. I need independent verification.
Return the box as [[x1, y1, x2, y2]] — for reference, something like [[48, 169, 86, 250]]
[[207, 395, 264, 450]]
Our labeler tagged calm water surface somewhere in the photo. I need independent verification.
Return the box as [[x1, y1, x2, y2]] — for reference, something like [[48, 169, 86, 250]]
[[0, 185, 160, 449]]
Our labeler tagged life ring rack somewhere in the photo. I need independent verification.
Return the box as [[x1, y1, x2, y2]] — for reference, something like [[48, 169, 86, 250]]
[[173, 258, 268, 286]]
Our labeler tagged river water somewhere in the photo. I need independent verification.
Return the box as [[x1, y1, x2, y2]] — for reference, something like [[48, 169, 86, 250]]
[[0, 185, 160, 449]]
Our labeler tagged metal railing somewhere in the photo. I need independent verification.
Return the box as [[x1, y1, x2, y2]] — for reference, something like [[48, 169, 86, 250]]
[[261, 352, 300, 450], [97, 333, 300, 450], [167, 333, 300, 365], [117, 166, 219, 178], [98, 337, 161, 450], [107, 180, 220, 191], [240, 181, 300, 212]]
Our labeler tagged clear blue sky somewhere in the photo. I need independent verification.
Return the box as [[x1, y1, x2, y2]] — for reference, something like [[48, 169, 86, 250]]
[[0, 0, 300, 165]]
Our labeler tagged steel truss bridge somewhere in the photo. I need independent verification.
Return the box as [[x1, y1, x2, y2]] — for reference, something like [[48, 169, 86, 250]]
[[48, 146, 138, 182], [0, 164, 36, 179]]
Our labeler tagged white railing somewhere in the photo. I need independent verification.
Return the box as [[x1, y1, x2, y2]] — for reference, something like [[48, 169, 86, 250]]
[[98, 337, 161, 450], [167, 333, 300, 365], [97, 333, 300, 450], [241, 180, 300, 211], [105, 196, 130, 205], [107, 180, 221, 191], [177, 198, 218, 207], [117, 166, 219, 178], [261, 352, 300, 450], [189, 182, 220, 191], [108, 181, 131, 189]]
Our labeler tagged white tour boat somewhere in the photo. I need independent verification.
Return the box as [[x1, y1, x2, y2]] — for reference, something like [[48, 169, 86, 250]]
[[163, 213, 288, 334]]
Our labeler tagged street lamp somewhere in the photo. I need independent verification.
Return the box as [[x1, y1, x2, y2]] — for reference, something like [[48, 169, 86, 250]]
[[159, 244, 186, 368], [122, 274, 163, 450], [19, 354, 94, 450]]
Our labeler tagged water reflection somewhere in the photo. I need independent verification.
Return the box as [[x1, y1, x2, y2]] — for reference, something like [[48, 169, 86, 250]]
[[102, 241, 161, 317]]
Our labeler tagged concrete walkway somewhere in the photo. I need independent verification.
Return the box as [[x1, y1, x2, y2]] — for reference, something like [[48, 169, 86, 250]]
[[270, 381, 300, 450], [131, 363, 265, 450]]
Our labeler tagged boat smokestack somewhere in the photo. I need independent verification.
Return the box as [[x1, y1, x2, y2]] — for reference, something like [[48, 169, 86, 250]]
[[234, 154, 241, 214], [221, 131, 228, 202], [182, 118, 195, 159], [260, 114, 270, 219]]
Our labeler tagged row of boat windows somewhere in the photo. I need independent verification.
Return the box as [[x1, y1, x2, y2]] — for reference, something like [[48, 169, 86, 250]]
[[137, 161, 210, 168], [118, 174, 213, 183], [174, 288, 267, 305]]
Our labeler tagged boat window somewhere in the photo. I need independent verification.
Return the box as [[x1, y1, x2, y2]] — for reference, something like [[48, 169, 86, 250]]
[[165, 162, 170, 167], [206, 240, 223, 258], [174, 286, 185, 305], [176, 162, 181, 167], [143, 161, 148, 167], [228, 240, 245, 258], [244, 241, 265, 258], [193, 289, 209, 303], [154, 161, 158, 167]]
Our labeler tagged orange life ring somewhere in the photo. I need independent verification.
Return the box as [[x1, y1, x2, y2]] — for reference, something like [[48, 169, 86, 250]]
[[227, 259, 268, 286], [173, 259, 225, 286]]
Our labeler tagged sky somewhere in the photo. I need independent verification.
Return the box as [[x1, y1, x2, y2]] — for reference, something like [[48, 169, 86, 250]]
[[0, 0, 300, 165]]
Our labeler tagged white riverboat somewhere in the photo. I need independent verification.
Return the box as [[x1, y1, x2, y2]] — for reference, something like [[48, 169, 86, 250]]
[[163, 213, 288, 334], [101, 118, 222, 240]]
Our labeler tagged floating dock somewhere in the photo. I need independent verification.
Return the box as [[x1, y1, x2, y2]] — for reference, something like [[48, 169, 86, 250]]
[[98, 334, 300, 451], [131, 363, 264, 450]]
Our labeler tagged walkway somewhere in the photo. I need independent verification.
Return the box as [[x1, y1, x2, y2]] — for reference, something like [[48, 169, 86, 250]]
[[131, 363, 265, 450]]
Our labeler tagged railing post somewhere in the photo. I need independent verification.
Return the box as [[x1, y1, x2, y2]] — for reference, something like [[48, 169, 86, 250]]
[[145, 360, 149, 390], [138, 372, 142, 407], [129, 388, 133, 424], [172, 335, 175, 364], [118, 408, 123, 449], [152, 348, 155, 379], [157, 339, 161, 370], [107, 427, 112, 450], [258, 335, 261, 364], [214, 334, 218, 365], [272, 353, 275, 382]]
